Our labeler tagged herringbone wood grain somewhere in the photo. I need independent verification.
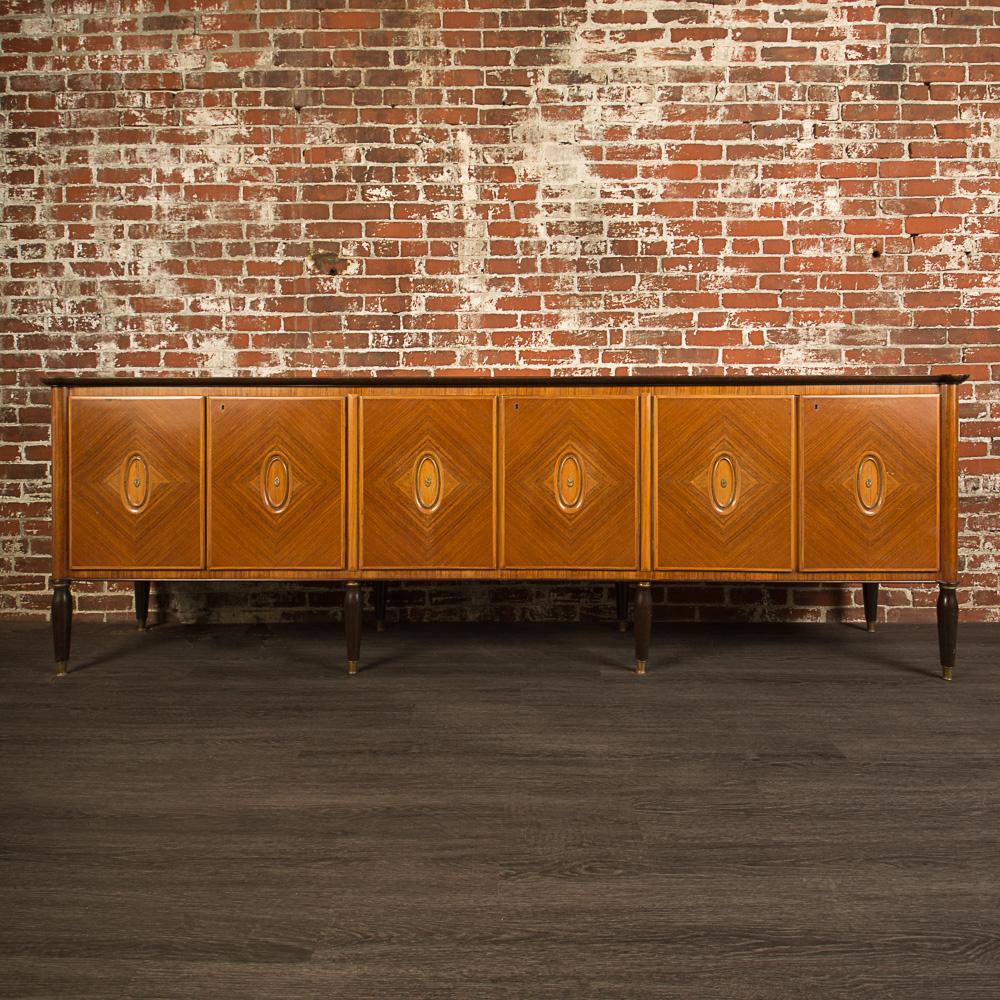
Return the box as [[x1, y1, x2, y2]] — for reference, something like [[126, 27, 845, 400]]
[[656, 396, 794, 571], [68, 397, 203, 570], [502, 396, 639, 569], [359, 396, 495, 568], [208, 397, 344, 569], [800, 395, 939, 571]]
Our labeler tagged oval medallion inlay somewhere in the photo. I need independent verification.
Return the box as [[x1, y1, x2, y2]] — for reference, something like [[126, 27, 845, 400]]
[[856, 453, 885, 514], [262, 454, 290, 512], [710, 452, 738, 512], [556, 452, 584, 510], [415, 453, 442, 512], [123, 453, 149, 512]]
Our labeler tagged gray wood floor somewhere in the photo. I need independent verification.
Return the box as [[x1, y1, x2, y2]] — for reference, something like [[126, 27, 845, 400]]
[[1, 620, 998, 998]]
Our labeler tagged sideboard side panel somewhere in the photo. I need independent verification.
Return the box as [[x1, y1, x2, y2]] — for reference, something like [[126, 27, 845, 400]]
[[51, 386, 69, 579], [940, 382, 959, 582]]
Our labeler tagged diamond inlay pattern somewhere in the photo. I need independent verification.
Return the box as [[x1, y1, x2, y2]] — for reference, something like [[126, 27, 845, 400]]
[[656, 396, 794, 571], [360, 396, 495, 568], [69, 397, 203, 569], [502, 396, 638, 569], [800, 395, 939, 571], [208, 397, 344, 569]]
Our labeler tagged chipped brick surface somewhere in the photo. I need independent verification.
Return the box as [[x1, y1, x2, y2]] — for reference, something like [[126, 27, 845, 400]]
[[1, 0, 997, 625]]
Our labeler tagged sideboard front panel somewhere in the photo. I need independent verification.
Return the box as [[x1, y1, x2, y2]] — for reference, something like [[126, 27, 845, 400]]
[[208, 396, 345, 570], [799, 395, 939, 572], [501, 395, 639, 570], [69, 396, 204, 570], [359, 395, 496, 569], [655, 395, 794, 571]]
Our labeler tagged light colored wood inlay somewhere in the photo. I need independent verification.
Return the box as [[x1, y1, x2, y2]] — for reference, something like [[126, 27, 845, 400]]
[[556, 451, 584, 511], [415, 452, 443, 512], [262, 454, 291, 513], [856, 453, 885, 515], [123, 453, 149, 512], [710, 452, 738, 513]]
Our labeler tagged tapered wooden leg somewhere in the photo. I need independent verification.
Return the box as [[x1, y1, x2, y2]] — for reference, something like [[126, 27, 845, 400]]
[[937, 583, 958, 682], [615, 581, 629, 632], [52, 579, 72, 678], [374, 581, 387, 632], [135, 581, 151, 631], [345, 582, 361, 675], [634, 582, 651, 675], [862, 582, 878, 633]]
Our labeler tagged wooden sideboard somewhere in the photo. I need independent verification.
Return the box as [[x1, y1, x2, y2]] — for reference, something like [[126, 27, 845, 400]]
[[45, 375, 964, 681]]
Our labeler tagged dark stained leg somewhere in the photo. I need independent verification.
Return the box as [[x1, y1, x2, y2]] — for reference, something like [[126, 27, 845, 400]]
[[615, 581, 629, 632], [345, 582, 361, 675], [634, 582, 651, 675], [135, 581, 151, 631], [374, 581, 387, 632], [862, 582, 878, 633], [52, 579, 72, 678], [937, 583, 958, 682]]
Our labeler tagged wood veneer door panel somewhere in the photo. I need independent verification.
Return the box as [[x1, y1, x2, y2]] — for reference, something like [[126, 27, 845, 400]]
[[69, 396, 203, 570], [655, 396, 794, 571], [502, 396, 639, 570], [799, 395, 939, 572], [208, 397, 345, 570], [359, 396, 495, 569]]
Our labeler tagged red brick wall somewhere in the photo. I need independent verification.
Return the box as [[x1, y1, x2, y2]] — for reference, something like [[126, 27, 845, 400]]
[[2, 0, 997, 627]]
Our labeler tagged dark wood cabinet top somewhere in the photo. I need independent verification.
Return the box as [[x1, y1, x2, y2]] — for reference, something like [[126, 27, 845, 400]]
[[43, 373, 968, 387]]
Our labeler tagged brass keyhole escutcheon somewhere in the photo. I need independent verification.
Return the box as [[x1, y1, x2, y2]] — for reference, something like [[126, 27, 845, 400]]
[[424, 477, 432, 488], [133, 479, 141, 488], [865, 478, 873, 488], [274, 477, 280, 487], [720, 478, 728, 488], [566, 478, 574, 488]]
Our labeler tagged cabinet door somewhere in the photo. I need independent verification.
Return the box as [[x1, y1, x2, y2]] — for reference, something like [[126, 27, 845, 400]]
[[359, 396, 495, 569], [800, 395, 939, 572], [208, 397, 345, 570], [69, 397, 203, 570], [502, 395, 639, 569], [655, 396, 794, 571]]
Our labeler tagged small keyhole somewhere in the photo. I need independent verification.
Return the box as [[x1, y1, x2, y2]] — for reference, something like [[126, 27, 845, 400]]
[[220, 404, 225, 410], [814, 403, 819, 410], [566, 478, 574, 488], [273, 477, 280, 487], [424, 477, 432, 487], [865, 479, 872, 488], [133, 479, 140, 488], [720, 479, 728, 488]]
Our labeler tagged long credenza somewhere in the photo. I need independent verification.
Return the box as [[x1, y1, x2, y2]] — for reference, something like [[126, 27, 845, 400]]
[[45, 375, 963, 680]]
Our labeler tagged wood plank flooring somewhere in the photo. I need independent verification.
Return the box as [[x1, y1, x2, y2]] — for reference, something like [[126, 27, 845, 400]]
[[1, 620, 998, 998]]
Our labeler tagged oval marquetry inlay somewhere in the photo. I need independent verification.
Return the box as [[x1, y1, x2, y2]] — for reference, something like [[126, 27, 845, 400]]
[[123, 453, 149, 512], [856, 453, 885, 514], [262, 454, 290, 512], [415, 453, 442, 511], [710, 452, 738, 512], [556, 452, 584, 510]]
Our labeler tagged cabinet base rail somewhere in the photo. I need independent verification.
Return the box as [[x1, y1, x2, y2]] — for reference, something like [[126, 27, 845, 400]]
[[49, 580, 958, 682]]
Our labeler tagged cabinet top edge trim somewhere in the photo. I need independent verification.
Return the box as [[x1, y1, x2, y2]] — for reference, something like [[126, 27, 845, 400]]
[[44, 374, 967, 388]]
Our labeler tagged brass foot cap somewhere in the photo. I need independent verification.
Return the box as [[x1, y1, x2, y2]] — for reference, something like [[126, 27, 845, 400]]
[[376, 621, 385, 633], [618, 621, 627, 633], [55, 661, 67, 677], [943, 666, 953, 682], [866, 622, 875, 633], [347, 660, 359, 676], [636, 659, 647, 676]]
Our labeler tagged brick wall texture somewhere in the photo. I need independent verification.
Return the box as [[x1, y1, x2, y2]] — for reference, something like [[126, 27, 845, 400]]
[[2, 0, 998, 627]]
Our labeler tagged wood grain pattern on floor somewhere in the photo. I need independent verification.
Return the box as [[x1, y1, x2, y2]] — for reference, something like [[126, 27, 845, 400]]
[[1, 621, 997, 998]]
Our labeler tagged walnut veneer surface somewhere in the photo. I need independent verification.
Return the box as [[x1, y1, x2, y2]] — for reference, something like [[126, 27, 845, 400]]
[[45, 375, 964, 679]]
